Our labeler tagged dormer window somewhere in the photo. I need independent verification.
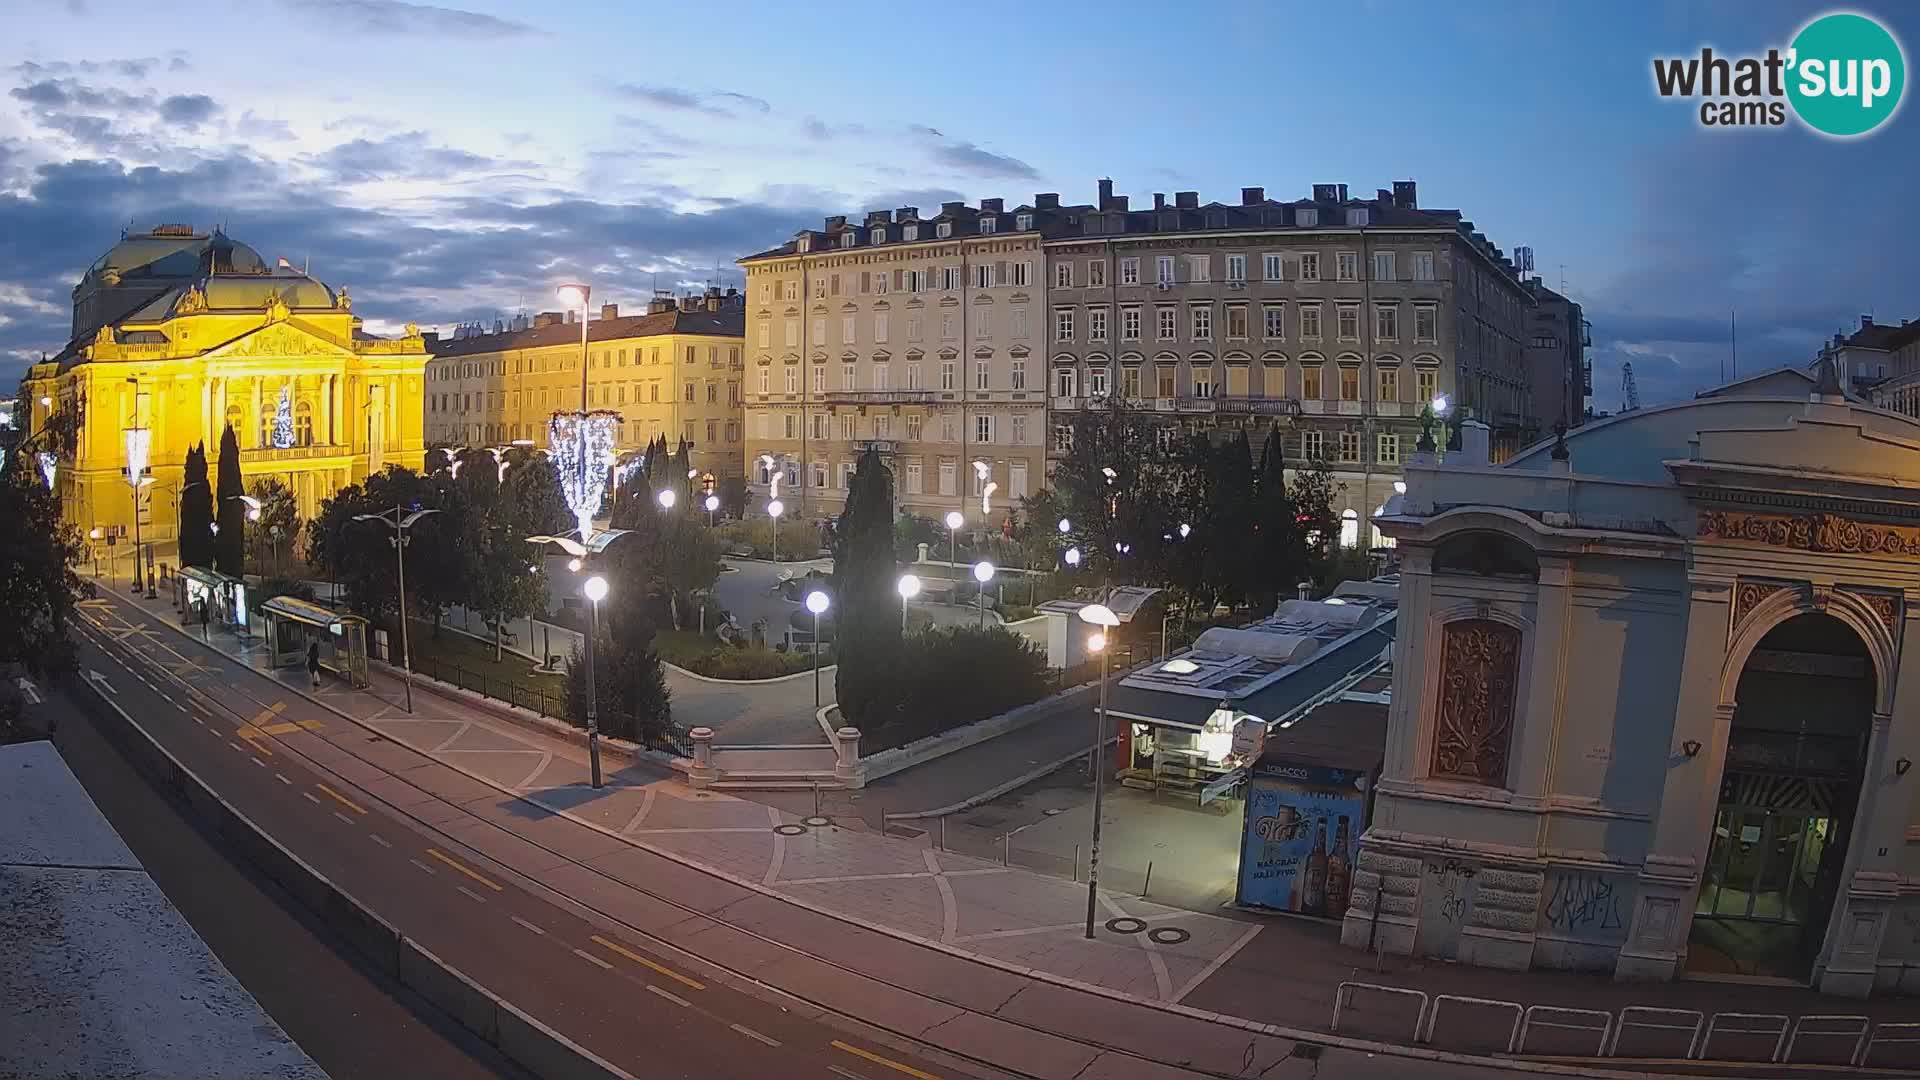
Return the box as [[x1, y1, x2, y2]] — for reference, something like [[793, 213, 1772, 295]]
[[797, 235, 812, 252], [979, 217, 996, 234], [936, 222, 953, 238], [904, 224, 919, 242], [1016, 213, 1032, 230], [870, 228, 885, 245], [1346, 207, 1370, 227], [1297, 208, 1319, 227], [841, 232, 856, 248]]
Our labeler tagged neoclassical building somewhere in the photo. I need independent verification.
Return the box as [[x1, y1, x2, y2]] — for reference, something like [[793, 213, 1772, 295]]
[[1346, 365, 1919, 996], [20, 226, 428, 551]]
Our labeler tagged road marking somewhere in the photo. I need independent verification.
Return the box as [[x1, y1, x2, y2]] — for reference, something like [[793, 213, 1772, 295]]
[[645, 984, 690, 1008], [301, 791, 323, 806], [256, 718, 323, 736], [369, 834, 393, 849], [235, 703, 286, 756], [192, 717, 205, 727], [831, 1041, 943, 1080], [455, 885, 488, 904], [332, 811, 355, 826], [828, 1067, 868, 1080], [315, 783, 367, 815], [408, 858, 436, 876], [729, 1023, 779, 1047], [425, 848, 502, 891], [510, 915, 546, 935], [589, 934, 705, 991], [275, 773, 292, 785], [250, 757, 266, 769], [227, 741, 248, 753], [572, 948, 614, 970]]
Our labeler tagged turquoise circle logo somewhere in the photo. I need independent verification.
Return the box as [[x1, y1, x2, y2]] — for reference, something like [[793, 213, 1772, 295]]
[[1787, 12, 1906, 137]]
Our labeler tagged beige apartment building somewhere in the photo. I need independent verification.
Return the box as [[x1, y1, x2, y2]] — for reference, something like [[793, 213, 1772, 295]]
[[738, 198, 1064, 526], [424, 289, 746, 480], [1046, 180, 1539, 547]]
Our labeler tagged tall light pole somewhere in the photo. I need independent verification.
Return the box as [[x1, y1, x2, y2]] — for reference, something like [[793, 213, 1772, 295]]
[[944, 510, 963, 568], [123, 425, 153, 597], [768, 498, 785, 562], [805, 589, 830, 711], [704, 493, 719, 527], [583, 573, 609, 788], [1077, 602, 1121, 939], [353, 506, 439, 714], [896, 573, 920, 634], [657, 488, 676, 511], [972, 560, 995, 627]]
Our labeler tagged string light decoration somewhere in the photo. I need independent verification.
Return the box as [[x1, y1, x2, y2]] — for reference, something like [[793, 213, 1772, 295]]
[[123, 427, 151, 485], [271, 384, 295, 449], [548, 410, 619, 538], [36, 451, 57, 491]]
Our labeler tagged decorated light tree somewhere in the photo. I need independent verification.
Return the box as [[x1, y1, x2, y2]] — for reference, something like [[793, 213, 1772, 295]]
[[271, 384, 295, 449], [547, 411, 619, 538]]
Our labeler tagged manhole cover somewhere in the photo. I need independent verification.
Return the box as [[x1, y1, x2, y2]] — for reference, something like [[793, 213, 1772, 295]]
[[773, 823, 807, 836], [1148, 927, 1191, 945], [802, 815, 831, 827], [884, 824, 926, 840], [1104, 917, 1147, 934]]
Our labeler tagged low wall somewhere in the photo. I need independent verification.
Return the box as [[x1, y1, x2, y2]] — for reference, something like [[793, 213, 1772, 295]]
[[710, 743, 839, 773], [860, 678, 1100, 783], [70, 673, 637, 1080]]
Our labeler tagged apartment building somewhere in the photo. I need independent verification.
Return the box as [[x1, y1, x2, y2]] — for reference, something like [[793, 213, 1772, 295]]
[[738, 199, 1064, 524], [1045, 179, 1539, 543], [1524, 280, 1591, 427], [425, 289, 746, 480]]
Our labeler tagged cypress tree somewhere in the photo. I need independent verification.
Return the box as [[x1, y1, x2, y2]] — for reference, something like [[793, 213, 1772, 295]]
[[832, 447, 900, 729], [179, 443, 214, 568], [1252, 427, 1302, 615], [214, 424, 245, 576]]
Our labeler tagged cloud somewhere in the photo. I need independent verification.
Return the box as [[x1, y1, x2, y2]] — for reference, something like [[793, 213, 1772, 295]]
[[709, 91, 770, 115], [608, 83, 770, 118], [304, 130, 508, 182], [801, 116, 866, 141], [280, 0, 540, 37], [903, 125, 1038, 180], [158, 94, 218, 127], [10, 78, 150, 113]]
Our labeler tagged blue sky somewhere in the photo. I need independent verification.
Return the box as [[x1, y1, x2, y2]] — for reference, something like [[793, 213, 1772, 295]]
[[1, 0, 1914, 406]]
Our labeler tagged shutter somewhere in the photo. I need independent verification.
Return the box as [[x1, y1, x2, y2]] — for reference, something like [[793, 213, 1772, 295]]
[[860, 271, 870, 293], [893, 269, 904, 290]]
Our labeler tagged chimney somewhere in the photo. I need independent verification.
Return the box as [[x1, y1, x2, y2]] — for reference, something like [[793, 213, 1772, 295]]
[[726, 287, 738, 298], [1153, 193, 1166, 211], [941, 200, 965, 215], [1241, 186, 1264, 205], [1175, 191, 1198, 209], [1035, 193, 1059, 209], [980, 197, 1003, 213], [1460, 420, 1491, 466], [564, 309, 577, 324], [896, 206, 918, 221], [825, 214, 847, 231], [1861, 314, 1874, 329], [1097, 178, 1113, 210], [1377, 188, 1393, 204], [706, 294, 722, 313], [866, 210, 892, 226], [1336, 183, 1349, 201], [1393, 180, 1418, 208], [1312, 183, 1339, 202], [600, 303, 618, 321], [534, 312, 561, 328], [647, 294, 675, 315], [493, 319, 505, 334], [1112, 195, 1128, 212], [421, 331, 439, 345]]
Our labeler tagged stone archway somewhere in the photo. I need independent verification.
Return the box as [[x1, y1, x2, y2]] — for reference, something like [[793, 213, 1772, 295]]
[[1689, 612, 1877, 981]]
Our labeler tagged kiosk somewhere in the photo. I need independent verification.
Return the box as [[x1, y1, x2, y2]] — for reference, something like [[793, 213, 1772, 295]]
[[259, 596, 370, 688]]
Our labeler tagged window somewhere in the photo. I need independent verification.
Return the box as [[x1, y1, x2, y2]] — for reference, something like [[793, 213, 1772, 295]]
[[873, 363, 890, 390], [813, 276, 826, 299], [906, 414, 923, 440], [1337, 252, 1358, 282], [1413, 251, 1436, 281], [811, 413, 827, 441], [707, 382, 718, 403], [1011, 260, 1031, 287], [1088, 365, 1109, 396], [1010, 415, 1026, 445], [904, 459, 923, 493], [1055, 262, 1074, 288], [834, 415, 852, 441], [1374, 251, 1396, 282], [810, 460, 828, 489], [1303, 364, 1323, 399], [875, 314, 889, 342], [783, 280, 800, 301], [812, 366, 826, 393], [903, 224, 918, 241], [1089, 307, 1108, 341], [1337, 305, 1360, 341], [1378, 368, 1399, 401], [1187, 255, 1210, 283], [783, 367, 798, 394], [843, 363, 857, 389], [784, 319, 799, 347], [1226, 305, 1249, 340], [941, 414, 956, 442], [1375, 304, 1399, 341], [1120, 257, 1140, 285], [975, 414, 994, 444], [1156, 365, 1176, 398], [907, 361, 922, 389], [874, 272, 889, 294], [1121, 365, 1142, 399], [784, 413, 798, 439], [1263, 253, 1283, 281], [974, 263, 994, 289], [1087, 260, 1105, 287], [1339, 366, 1360, 401], [976, 361, 990, 389], [1338, 431, 1360, 463], [1302, 429, 1324, 459], [1300, 304, 1322, 339], [941, 266, 960, 291], [1415, 304, 1438, 342], [842, 315, 855, 343], [1011, 308, 1028, 338], [1157, 306, 1177, 340], [978, 217, 995, 234], [1226, 254, 1246, 283], [1156, 256, 1175, 285], [1297, 208, 1319, 228], [940, 361, 956, 390], [1016, 213, 1032, 230], [1263, 304, 1285, 340], [939, 315, 954, 340], [1191, 305, 1212, 341], [1055, 367, 1077, 398], [1121, 306, 1141, 341], [1299, 252, 1320, 282], [1055, 308, 1075, 342], [1054, 423, 1073, 452], [1417, 368, 1438, 403], [812, 318, 826, 344], [1377, 432, 1401, 465], [1192, 365, 1214, 398], [1010, 359, 1026, 390], [757, 368, 771, 394]]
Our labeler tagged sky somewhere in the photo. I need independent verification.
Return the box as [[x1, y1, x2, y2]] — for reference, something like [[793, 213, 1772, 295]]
[[1, 0, 1915, 407]]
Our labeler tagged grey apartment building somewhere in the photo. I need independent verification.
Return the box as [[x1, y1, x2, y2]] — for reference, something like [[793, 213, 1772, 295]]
[[1045, 179, 1540, 545], [1524, 279, 1591, 427]]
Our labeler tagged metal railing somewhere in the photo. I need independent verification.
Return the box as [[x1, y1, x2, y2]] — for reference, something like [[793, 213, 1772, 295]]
[[410, 654, 691, 757]]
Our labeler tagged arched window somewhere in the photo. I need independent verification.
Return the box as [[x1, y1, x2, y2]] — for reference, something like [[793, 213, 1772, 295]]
[[294, 401, 314, 447], [224, 403, 241, 439], [1339, 508, 1360, 549]]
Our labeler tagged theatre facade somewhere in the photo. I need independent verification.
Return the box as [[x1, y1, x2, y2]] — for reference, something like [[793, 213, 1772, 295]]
[[1347, 365, 1920, 996]]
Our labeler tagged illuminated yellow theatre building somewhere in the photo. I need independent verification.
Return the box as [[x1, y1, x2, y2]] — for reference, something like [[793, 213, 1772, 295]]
[[21, 226, 428, 549]]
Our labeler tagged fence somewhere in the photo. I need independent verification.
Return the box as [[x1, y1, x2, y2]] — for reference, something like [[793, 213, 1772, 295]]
[[1330, 981, 1920, 1069], [408, 653, 692, 758]]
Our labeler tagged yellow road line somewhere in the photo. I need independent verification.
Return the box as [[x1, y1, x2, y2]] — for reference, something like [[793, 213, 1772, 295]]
[[258, 719, 323, 736], [424, 848, 502, 891], [589, 934, 705, 991], [236, 702, 288, 756], [314, 783, 367, 815], [830, 1040, 943, 1080]]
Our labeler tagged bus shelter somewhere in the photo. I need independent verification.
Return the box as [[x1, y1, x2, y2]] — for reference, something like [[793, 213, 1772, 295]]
[[258, 596, 370, 688], [174, 566, 247, 635]]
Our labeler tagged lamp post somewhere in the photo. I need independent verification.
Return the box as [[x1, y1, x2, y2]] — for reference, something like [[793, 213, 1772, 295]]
[[805, 589, 830, 711], [657, 488, 676, 511], [124, 425, 153, 597], [353, 506, 440, 715], [768, 498, 785, 562], [1077, 602, 1121, 939], [972, 561, 995, 627], [582, 573, 609, 788], [896, 573, 920, 634], [944, 510, 963, 568], [704, 493, 719, 527]]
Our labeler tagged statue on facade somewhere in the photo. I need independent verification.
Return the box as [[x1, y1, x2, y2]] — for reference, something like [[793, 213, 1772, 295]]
[[335, 287, 352, 311], [403, 321, 421, 340], [175, 285, 207, 314], [264, 291, 290, 323]]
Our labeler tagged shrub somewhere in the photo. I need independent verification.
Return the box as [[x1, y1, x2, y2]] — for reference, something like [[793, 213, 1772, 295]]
[[853, 625, 1050, 752], [714, 518, 825, 561], [249, 575, 316, 612]]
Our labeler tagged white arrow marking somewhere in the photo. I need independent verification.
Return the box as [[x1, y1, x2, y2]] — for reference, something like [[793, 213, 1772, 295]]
[[84, 669, 118, 696], [14, 678, 41, 706]]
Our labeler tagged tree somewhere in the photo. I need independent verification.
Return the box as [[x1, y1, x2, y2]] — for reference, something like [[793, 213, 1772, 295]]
[[307, 466, 443, 623], [1047, 398, 1179, 584], [1250, 427, 1303, 615], [1205, 430, 1259, 612], [247, 477, 298, 574], [178, 443, 214, 568], [562, 617, 673, 746], [1290, 450, 1342, 594], [832, 448, 901, 728], [455, 450, 553, 660], [604, 465, 720, 630], [0, 451, 83, 676], [214, 424, 245, 576]]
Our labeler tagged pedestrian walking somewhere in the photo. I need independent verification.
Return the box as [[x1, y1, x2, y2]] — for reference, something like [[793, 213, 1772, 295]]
[[306, 641, 322, 688]]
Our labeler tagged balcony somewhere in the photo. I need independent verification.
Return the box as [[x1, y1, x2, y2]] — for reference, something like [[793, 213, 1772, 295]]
[[1336, 401, 1363, 416], [239, 443, 348, 464], [1212, 396, 1299, 416], [819, 389, 935, 405]]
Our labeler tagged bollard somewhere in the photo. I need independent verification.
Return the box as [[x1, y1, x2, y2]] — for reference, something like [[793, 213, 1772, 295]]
[[812, 783, 820, 818], [939, 816, 947, 852], [1074, 844, 1081, 883], [1001, 834, 1009, 866], [1141, 861, 1153, 898]]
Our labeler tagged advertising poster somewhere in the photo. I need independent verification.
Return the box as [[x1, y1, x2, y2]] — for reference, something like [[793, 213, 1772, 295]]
[[1236, 761, 1368, 919]]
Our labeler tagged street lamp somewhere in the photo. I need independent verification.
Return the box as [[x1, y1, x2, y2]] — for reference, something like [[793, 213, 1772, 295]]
[[1064, 546, 1081, 568], [124, 424, 154, 597], [352, 506, 440, 714], [972, 560, 995, 627], [1077, 601, 1121, 940], [944, 510, 964, 567], [804, 589, 830, 710], [704, 493, 720, 526], [657, 488, 676, 511], [768, 497, 785, 562], [582, 572, 610, 788], [896, 573, 920, 634]]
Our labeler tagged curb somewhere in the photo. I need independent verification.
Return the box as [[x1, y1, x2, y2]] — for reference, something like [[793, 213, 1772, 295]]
[[881, 737, 1117, 821], [68, 673, 637, 1080], [663, 659, 837, 686]]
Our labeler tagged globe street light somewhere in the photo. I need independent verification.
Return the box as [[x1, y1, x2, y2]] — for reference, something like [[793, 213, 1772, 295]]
[[944, 510, 964, 567], [352, 506, 441, 714], [896, 573, 921, 633], [1058, 517, 1072, 535], [657, 488, 676, 511], [704, 493, 720, 527], [580, 574, 611, 788], [804, 589, 830, 710], [1077, 601, 1122, 940], [1064, 546, 1081, 568], [972, 560, 995, 627], [767, 497, 785, 562]]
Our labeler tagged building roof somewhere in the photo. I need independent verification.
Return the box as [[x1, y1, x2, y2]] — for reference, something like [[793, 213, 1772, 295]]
[[1256, 687, 1390, 775], [428, 306, 743, 359], [84, 227, 266, 282]]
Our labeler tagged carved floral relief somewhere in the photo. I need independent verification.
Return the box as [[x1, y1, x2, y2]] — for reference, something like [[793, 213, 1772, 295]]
[[1430, 619, 1521, 786]]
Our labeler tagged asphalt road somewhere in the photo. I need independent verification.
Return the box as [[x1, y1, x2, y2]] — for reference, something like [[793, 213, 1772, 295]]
[[44, 691, 528, 1080], [66, 611, 986, 1080]]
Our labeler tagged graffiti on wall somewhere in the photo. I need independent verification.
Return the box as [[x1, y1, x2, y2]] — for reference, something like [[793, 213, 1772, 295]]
[[1418, 858, 1479, 960], [1542, 870, 1632, 941]]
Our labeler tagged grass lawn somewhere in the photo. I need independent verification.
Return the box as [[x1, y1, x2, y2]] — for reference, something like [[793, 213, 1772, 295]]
[[403, 618, 568, 709], [654, 628, 829, 679]]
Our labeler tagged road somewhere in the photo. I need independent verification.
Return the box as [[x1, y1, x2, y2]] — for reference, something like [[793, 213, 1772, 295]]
[[66, 606, 984, 1080], [44, 691, 528, 1080]]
